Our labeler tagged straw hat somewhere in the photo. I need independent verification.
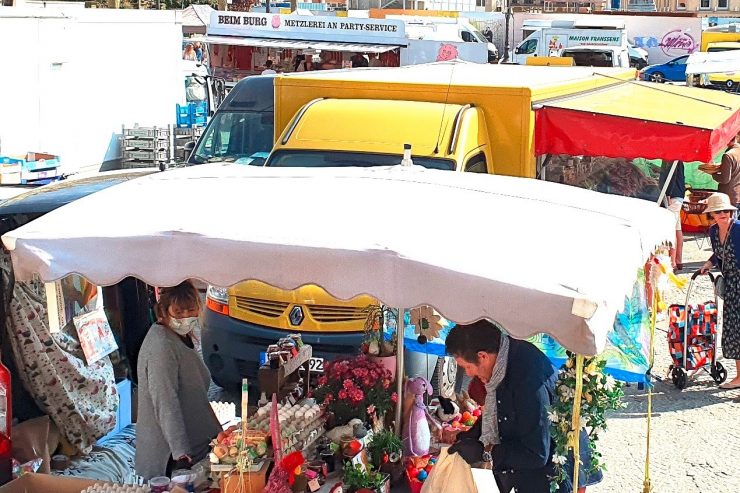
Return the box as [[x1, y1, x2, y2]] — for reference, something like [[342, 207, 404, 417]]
[[705, 193, 738, 214]]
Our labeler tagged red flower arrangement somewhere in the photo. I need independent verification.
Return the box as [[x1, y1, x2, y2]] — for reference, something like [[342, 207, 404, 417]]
[[314, 355, 397, 426]]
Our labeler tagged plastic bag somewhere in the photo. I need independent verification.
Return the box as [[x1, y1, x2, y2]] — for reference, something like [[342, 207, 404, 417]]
[[420, 447, 478, 493]]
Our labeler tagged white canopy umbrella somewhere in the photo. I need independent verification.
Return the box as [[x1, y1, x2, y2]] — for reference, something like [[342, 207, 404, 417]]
[[686, 49, 740, 75], [2, 164, 674, 356]]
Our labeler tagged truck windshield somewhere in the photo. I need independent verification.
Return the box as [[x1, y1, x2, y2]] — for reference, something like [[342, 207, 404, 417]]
[[190, 111, 273, 164], [563, 50, 613, 67], [266, 150, 455, 171]]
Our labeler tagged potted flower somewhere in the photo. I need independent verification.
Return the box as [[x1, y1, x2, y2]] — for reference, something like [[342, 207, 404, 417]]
[[314, 355, 398, 426], [342, 463, 390, 493], [361, 304, 398, 379], [366, 429, 404, 484]]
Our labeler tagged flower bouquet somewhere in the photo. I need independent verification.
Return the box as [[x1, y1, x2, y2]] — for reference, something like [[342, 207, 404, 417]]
[[314, 355, 398, 427], [548, 352, 624, 493]]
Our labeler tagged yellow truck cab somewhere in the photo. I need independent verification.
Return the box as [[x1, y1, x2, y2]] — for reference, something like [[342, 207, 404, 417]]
[[705, 42, 740, 89], [266, 98, 493, 173], [202, 63, 636, 390]]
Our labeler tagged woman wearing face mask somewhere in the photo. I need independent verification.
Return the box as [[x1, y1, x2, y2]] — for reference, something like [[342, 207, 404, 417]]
[[135, 281, 221, 480]]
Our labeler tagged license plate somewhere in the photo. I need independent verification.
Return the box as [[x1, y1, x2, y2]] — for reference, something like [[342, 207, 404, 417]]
[[308, 357, 324, 373], [259, 352, 323, 373]]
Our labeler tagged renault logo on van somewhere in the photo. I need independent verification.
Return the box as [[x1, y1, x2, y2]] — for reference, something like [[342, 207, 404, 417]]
[[289, 305, 304, 326]]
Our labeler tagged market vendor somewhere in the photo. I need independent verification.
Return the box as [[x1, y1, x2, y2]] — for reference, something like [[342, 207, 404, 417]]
[[135, 281, 221, 480], [444, 320, 600, 493]]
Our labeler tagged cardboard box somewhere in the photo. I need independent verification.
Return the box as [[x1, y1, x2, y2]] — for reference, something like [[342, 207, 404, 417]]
[[219, 459, 272, 493], [0, 473, 102, 493]]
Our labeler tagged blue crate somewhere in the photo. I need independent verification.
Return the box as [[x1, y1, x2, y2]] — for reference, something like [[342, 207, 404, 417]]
[[192, 113, 207, 126], [0, 153, 60, 172], [176, 104, 192, 128], [192, 101, 208, 116]]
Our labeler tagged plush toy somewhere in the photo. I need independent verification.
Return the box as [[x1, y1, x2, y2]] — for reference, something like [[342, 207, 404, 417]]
[[403, 377, 434, 456], [435, 396, 460, 423]]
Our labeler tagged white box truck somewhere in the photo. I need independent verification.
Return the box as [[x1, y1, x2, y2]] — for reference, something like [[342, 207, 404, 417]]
[[513, 21, 626, 65]]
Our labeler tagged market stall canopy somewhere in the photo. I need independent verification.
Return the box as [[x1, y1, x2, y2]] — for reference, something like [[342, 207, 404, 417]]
[[180, 5, 214, 35], [686, 49, 740, 75], [1, 165, 674, 356], [534, 80, 740, 162], [200, 35, 403, 54]]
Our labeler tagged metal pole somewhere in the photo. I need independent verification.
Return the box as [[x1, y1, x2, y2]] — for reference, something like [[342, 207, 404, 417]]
[[656, 160, 679, 206], [503, 6, 511, 63], [394, 308, 405, 435]]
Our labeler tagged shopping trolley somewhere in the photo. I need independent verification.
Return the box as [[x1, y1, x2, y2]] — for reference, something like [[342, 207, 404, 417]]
[[667, 271, 728, 389]]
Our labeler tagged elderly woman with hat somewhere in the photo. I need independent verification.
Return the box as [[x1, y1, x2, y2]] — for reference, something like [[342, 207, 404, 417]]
[[701, 192, 740, 389]]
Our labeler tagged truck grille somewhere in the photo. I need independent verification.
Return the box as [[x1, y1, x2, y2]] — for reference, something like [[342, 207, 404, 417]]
[[234, 297, 289, 318], [306, 304, 369, 324]]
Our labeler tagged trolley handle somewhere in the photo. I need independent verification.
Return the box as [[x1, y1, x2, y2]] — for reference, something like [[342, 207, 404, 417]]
[[691, 270, 716, 283]]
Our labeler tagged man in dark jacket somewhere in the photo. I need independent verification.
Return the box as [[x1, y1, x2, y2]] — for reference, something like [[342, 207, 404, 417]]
[[445, 320, 599, 493]]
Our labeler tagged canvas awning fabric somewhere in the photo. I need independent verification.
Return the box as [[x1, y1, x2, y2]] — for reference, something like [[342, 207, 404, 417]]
[[686, 50, 740, 75], [1, 165, 675, 356], [534, 81, 740, 162], [202, 35, 403, 53]]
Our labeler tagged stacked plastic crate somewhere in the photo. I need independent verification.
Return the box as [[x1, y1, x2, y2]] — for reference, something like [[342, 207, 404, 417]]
[[174, 101, 208, 162], [122, 126, 172, 170]]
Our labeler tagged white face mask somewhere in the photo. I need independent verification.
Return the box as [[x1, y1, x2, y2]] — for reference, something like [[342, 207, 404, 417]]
[[169, 316, 199, 336]]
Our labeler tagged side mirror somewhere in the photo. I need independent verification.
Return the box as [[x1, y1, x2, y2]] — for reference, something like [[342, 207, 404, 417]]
[[184, 141, 196, 153]]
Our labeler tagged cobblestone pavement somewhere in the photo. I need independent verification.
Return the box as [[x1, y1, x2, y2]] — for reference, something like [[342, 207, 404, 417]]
[[592, 233, 740, 493]]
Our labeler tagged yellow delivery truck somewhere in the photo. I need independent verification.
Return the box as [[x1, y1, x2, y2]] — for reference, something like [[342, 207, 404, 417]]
[[201, 63, 636, 389]]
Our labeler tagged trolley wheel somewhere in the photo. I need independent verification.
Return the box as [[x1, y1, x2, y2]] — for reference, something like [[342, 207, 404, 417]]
[[672, 367, 688, 390], [711, 362, 728, 385]]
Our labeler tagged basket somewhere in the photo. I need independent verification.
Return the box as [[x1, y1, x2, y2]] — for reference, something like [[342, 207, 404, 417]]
[[688, 190, 714, 201], [682, 201, 707, 214]]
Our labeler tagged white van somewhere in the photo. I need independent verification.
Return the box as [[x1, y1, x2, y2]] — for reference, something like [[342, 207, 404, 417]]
[[513, 25, 625, 65], [393, 16, 498, 62]]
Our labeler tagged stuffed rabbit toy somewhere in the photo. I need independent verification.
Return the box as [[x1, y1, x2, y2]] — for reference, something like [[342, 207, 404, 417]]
[[403, 376, 435, 456]]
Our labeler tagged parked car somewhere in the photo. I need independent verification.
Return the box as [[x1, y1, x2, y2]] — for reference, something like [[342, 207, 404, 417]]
[[639, 55, 689, 83]]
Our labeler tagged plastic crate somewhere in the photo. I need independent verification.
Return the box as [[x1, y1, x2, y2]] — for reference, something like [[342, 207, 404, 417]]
[[192, 113, 207, 126], [124, 139, 169, 151], [0, 152, 60, 172], [176, 104, 191, 127], [124, 149, 169, 162], [192, 100, 208, 115], [124, 127, 170, 139], [21, 167, 62, 182]]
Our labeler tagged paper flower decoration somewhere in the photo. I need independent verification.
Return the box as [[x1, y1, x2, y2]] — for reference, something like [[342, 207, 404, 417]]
[[410, 305, 443, 341]]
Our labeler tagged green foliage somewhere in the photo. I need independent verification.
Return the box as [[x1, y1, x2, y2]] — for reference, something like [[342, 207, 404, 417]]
[[342, 462, 386, 491], [548, 352, 625, 493], [366, 429, 403, 468]]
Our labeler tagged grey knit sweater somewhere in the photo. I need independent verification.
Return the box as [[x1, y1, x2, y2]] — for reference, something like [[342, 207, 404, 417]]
[[135, 324, 220, 480]]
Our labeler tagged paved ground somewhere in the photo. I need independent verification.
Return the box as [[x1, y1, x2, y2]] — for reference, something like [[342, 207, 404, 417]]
[[591, 233, 740, 493]]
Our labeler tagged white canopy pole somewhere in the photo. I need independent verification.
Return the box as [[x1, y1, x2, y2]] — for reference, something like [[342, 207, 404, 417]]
[[656, 160, 679, 206], [395, 308, 405, 435]]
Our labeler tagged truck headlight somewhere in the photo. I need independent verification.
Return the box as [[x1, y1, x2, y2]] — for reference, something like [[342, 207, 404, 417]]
[[206, 285, 229, 315]]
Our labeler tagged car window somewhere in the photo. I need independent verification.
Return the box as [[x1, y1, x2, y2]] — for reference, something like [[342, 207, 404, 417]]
[[516, 39, 537, 55], [464, 153, 488, 173], [674, 57, 688, 65]]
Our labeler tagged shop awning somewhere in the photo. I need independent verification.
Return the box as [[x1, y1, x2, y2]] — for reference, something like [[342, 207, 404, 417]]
[[534, 81, 740, 162], [201, 35, 403, 53]]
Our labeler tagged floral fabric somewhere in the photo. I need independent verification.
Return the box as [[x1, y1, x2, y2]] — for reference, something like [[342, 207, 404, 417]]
[[2, 258, 117, 454]]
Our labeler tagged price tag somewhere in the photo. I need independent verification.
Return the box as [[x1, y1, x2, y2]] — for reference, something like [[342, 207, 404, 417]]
[[308, 479, 321, 492], [288, 395, 297, 406]]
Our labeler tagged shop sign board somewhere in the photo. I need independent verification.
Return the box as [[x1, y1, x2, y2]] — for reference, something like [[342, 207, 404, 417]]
[[208, 12, 407, 46]]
